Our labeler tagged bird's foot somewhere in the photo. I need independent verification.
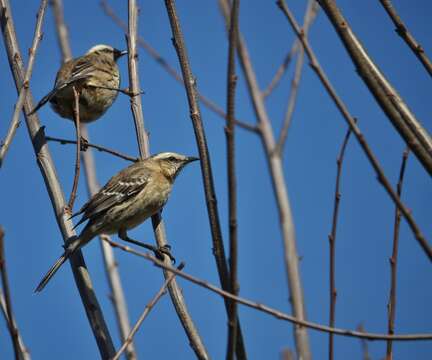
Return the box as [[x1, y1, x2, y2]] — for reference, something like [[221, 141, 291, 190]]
[[154, 244, 176, 264]]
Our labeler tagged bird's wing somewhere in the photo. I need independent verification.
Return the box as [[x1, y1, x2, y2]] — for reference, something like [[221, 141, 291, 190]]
[[54, 56, 97, 90], [72, 162, 150, 227]]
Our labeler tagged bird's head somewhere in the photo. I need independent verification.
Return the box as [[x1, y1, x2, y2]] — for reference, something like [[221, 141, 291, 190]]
[[151, 152, 199, 181], [86, 44, 127, 61]]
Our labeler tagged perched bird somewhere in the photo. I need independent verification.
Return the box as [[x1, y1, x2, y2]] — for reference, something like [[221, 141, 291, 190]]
[[29, 44, 127, 122], [35, 152, 199, 292]]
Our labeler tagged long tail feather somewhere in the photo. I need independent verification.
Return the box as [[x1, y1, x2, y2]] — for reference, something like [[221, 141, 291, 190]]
[[27, 88, 58, 116], [34, 252, 69, 292]]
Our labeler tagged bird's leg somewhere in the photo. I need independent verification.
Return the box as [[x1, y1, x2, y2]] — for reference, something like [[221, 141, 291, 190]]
[[118, 229, 175, 263]]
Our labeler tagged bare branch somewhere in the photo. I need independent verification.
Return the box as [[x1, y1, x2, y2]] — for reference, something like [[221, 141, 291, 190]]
[[100, 0, 258, 134], [0, 0, 47, 168], [112, 262, 185, 360], [126, 2, 210, 358], [219, 1, 311, 358], [277, 0, 432, 261], [386, 148, 409, 360], [0, 1, 116, 356], [49, 0, 72, 62], [274, 0, 319, 156], [67, 86, 81, 212], [164, 1, 247, 358], [46, 135, 138, 162], [106, 238, 432, 342], [0, 227, 22, 360], [225, 0, 240, 358], [328, 127, 353, 360], [316, 0, 432, 176], [379, 0, 432, 77]]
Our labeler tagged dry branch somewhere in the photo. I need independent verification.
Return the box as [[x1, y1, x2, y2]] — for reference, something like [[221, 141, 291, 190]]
[[219, 1, 311, 358], [316, 0, 432, 176], [379, 0, 432, 77], [164, 1, 248, 358], [0, 0, 46, 168], [328, 127, 352, 360], [106, 238, 432, 342], [126, 1, 210, 358], [0, 1, 116, 356], [386, 149, 409, 360], [277, 0, 432, 262]]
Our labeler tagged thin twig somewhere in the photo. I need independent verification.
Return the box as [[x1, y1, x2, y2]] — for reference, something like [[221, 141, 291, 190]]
[[0, 291, 30, 360], [67, 86, 81, 211], [316, 0, 432, 176], [164, 1, 247, 358], [379, 0, 432, 77], [0, 0, 47, 168], [100, 0, 258, 134], [46, 135, 137, 162], [225, 0, 239, 359], [126, 2, 210, 358], [0, 227, 20, 360], [274, 0, 319, 156], [386, 148, 409, 360], [328, 127, 352, 360], [262, 43, 299, 99], [112, 262, 185, 360], [0, 1, 116, 356], [219, 1, 311, 359], [280, 348, 294, 360], [105, 238, 432, 342], [277, 0, 432, 261]]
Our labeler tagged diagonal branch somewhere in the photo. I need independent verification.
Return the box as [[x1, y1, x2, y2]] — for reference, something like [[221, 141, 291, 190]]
[[126, 2, 210, 359], [0, 0, 47, 168], [379, 0, 432, 77], [0, 1, 116, 357], [316, 0, 432, 176], [277, 0, 432, 261], [164, 1, 248, 358], [100, 0, 258, 134], [219, 1, 311, 359], [106, 238, 432, 342], [274, 0, 319, 156]]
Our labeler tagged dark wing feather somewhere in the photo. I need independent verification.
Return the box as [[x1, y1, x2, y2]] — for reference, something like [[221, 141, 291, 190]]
[[71, 162, 149, 228]]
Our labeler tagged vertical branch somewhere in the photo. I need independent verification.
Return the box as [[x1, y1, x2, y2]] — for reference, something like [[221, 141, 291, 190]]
[[126, 2, 210, 359], [0, 1, 116, 357], [316, 0, 432, 176], [49, 0, 72, 62], [357, 324, 372, 360], [274, 0, 319, 155], [386, 148, 409, 360], [0, 227, 21, 360], [67, 86, 81, 211], [225, 0, 239, 359], [378, 0, 432, 77], [49, 2, 136, 358], [219, 1, 311, 359], [328, 127, 352, 360], [163, 1, 248, 359]]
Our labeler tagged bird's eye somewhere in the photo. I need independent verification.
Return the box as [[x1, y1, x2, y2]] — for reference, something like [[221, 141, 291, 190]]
[[168, 156, 177, 162]]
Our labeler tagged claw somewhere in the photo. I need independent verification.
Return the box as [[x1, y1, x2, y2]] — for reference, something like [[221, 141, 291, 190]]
[[155, 245, 175, 264]]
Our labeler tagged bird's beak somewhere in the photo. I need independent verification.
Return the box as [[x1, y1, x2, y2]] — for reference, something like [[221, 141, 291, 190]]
[[115, 49, 128, 59], [186, 156, 200, 163]]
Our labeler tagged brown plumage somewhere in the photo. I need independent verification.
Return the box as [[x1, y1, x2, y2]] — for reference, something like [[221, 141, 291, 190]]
[[35, 152, 199, 292], [29, 44, 126, 122]]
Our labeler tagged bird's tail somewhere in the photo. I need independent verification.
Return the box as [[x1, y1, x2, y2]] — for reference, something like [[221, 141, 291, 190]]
[[34, 253, 69, 292]]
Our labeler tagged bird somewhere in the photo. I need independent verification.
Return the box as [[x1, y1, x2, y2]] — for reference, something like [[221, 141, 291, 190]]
[[29, 44, 127, 122], [35, 152, 199, 292]]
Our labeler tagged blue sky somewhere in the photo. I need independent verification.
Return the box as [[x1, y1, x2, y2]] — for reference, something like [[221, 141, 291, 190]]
[[1, 0, 431, 359]]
